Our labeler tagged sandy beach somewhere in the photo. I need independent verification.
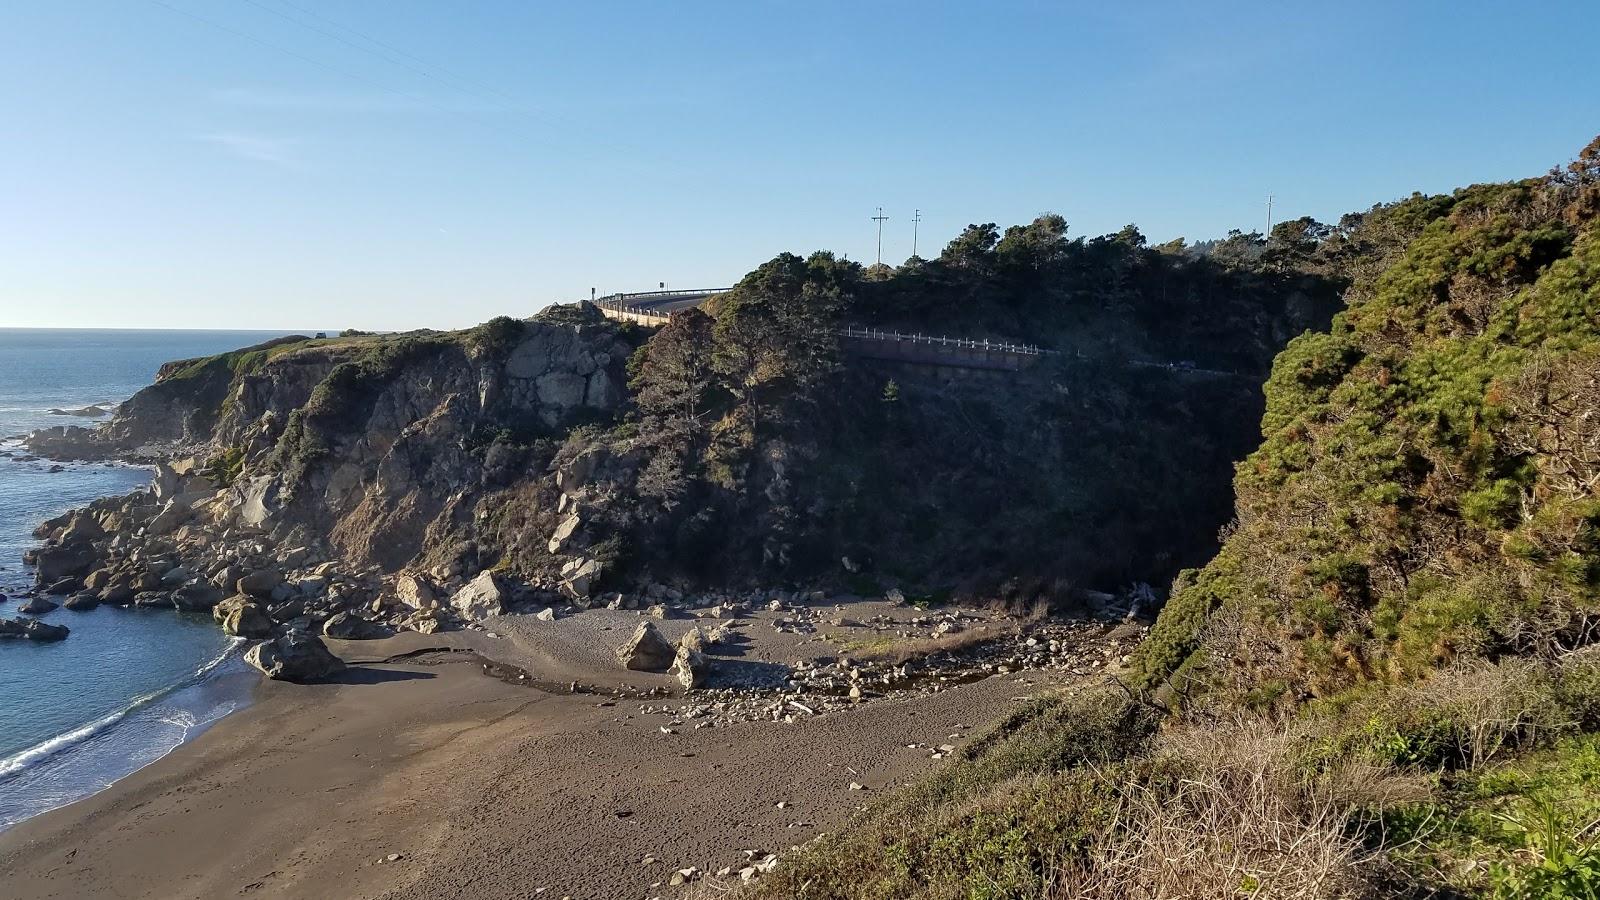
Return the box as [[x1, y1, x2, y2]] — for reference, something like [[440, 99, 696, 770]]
[[0, 603, 1107, 899]]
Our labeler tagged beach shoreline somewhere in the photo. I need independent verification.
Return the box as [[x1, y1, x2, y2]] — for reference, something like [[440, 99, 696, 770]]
[[0, 621, 1099, 900]]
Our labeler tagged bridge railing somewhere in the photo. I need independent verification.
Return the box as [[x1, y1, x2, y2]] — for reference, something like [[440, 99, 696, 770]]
[[838, 327, 1046, 356], [595, 288, 730, 307]]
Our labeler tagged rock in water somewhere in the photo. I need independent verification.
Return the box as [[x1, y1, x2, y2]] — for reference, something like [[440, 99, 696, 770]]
[[213, 595, 274, 638], [244, 632, 346, 682], [671, 644, 710, 690], [0, 617, 70, 641], [62, 592, 100, 611], [617, 621, 675, 672], [17, 596, 58, 615], [450, 571, 505, 620]]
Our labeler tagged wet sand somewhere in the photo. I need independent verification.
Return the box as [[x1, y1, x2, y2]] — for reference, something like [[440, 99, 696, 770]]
[[0, 609, 1087, 899]]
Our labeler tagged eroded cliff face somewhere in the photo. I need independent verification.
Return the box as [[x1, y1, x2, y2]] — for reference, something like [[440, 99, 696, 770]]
[[31, 308, 641, 588]]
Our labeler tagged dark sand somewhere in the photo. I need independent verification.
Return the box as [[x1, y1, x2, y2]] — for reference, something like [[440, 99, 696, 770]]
[[0, 608, 1091, 899]]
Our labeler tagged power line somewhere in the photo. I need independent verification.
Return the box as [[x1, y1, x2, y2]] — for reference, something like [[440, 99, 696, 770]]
[[912, 208, 922, 258]]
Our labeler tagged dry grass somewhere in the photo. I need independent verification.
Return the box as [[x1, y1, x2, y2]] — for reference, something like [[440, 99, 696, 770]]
[[1052, 722, 1379, 900]]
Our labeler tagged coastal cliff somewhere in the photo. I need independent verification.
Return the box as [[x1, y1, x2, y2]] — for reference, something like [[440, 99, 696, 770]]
[[18, 221, 1341, 671]]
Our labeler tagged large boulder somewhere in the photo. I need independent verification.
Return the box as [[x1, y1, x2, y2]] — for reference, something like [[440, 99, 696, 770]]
[[213, 595, 274, 638], [394, 574, 438, 610], [172, 583, 224, 611], [235, 569, 284, 598], [547, 513, 582, 554], [244, 632, 346, 682], [62, 592, 100, 611], [323, 611, 384, 640], [145, 498, 193, 536], [0, 617, 69, 642], [450, 572, 505, 620], [32, 543, 98, 582], [671, 644, 711, 690], [616, 621, 675, 672], [560, 557, 604, 601]]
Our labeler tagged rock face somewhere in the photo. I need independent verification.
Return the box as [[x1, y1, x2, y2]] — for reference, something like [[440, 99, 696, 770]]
[[617, 621, 676, 672], [244, 632, 345, 682], [0, 617, 70, 641], [450, 572, 505, 620], [213, 595, 274, 638]]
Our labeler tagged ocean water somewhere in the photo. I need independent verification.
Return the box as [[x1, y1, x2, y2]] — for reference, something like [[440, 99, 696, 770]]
[[0, 328, 307, 829]]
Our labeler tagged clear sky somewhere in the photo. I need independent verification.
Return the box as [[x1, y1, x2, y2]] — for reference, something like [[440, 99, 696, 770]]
[[2, 1, 1595, 330]]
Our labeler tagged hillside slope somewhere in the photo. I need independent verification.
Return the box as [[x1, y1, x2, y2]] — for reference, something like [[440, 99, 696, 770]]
[[748, 137, 1600, 900]]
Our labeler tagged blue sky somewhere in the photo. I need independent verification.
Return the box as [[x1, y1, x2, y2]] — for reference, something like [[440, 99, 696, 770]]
[[2, 1, 1595, 330]]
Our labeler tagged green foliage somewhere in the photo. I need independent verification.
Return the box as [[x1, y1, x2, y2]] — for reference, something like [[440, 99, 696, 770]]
[[1142, 137, 1600, 704], [201, 446, 246, 488]]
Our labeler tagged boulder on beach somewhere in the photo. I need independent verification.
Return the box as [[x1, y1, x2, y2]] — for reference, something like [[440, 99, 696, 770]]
[[244, 632, 346, 682], [394, 574, 438, 610], [213, 595, 273, 638], [450, 571, 505, 620], [1, 617, 70, 641], [617, 621, 675, 672], [323, 611, 384, 640], [671, 644, 710, 690]]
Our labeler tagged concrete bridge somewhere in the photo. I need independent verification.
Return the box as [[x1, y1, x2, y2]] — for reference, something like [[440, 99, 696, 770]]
[[590, 291, 1045, 373]]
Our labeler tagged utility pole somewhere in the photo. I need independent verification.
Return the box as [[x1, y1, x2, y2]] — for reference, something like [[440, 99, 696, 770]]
[[1266, 194, 1274, 235], [912, 208, 922, 258], [872, 207, 889, 265]]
